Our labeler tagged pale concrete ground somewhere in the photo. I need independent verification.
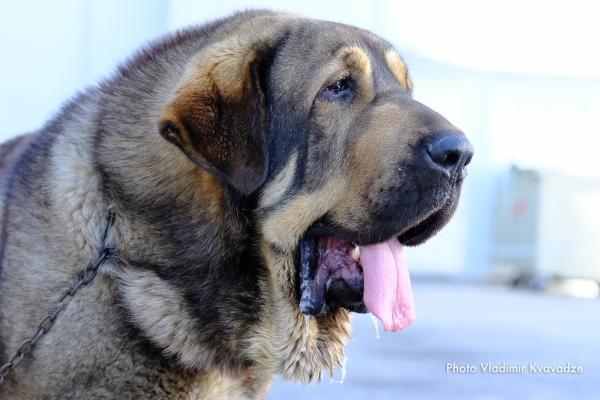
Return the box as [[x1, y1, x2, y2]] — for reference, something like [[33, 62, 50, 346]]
[[267, 281, 600, 400]]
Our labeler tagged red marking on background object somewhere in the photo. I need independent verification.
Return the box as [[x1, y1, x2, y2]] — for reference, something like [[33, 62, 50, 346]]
[[512, 198, 529, 218]]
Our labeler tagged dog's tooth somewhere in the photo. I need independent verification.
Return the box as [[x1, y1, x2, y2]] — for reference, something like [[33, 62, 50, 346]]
[[351, 245, 360, 261]]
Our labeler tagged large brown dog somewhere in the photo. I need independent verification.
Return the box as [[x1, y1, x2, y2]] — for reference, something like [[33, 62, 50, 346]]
[[0, 10, 473, 399]]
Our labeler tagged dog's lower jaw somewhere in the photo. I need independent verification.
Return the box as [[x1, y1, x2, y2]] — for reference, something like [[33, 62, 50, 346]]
[[249, 250, 352, 384]]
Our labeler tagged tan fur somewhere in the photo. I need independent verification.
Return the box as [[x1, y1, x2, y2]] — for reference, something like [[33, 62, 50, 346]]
[[385, 50, 411, 93], [192, 368, 275, 400], [116, 268, 216, 370], [345, 46, 373, 78], [259, 152, 298, 209], [261, 181, 346, 252]]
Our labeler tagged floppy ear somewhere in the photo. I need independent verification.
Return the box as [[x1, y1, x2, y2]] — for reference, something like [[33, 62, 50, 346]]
[[159, 39, 272, 195]]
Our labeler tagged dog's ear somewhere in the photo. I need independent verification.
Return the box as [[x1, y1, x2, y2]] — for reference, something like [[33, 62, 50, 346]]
[[159, 39, 274, 195]]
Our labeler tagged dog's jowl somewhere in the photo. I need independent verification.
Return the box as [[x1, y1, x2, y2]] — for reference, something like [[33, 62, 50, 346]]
[[0, 10, 473, 399]]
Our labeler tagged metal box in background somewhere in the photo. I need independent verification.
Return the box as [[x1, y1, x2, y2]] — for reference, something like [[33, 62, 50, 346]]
[[492, 166, 600, 283]]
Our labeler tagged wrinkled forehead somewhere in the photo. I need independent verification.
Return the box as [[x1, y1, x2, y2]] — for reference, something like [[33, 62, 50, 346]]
[[270, 20, 410, 107]]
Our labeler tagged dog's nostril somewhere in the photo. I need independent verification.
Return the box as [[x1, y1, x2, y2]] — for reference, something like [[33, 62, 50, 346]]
[[442, 152, 459, 168], [464, 153, 473, 167], [427, 134, 474, 171]]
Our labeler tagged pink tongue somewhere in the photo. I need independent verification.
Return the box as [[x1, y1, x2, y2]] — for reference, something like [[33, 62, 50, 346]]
[[360, 237, 415, 332]]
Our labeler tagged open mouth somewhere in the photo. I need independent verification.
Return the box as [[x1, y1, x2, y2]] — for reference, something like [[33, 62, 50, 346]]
[[296, 230, 367, 317], [294, 200, 454, 331]]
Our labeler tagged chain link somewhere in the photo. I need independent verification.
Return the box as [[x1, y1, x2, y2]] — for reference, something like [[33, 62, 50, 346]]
[[0, 210, 115, 386]]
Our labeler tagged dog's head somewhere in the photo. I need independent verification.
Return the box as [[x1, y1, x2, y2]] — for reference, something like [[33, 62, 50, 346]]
[[155, 10, 472, 382]]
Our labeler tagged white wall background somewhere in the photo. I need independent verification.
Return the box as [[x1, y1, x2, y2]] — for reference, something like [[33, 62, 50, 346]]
[[1, 0, 599, 276]]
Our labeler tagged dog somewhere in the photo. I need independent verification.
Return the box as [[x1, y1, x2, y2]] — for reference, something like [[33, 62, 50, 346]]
[[0, 9, 473, 399]]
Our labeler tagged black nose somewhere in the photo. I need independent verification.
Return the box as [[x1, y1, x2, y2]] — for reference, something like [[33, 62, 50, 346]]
[[427, 134, 474, 172]]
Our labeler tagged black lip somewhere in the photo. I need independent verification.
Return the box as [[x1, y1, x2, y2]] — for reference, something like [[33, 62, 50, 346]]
[[297, 235, 324, 316], [397, 197, 455, 246], [397, 211, 443, 246], [302, 221, 338, 240]]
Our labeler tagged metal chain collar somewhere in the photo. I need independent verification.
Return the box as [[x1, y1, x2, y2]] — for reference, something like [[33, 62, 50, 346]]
[[0, 210, 116, 386]]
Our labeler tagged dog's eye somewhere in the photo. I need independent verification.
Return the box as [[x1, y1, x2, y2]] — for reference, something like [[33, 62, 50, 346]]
[[323, 78, 354, 100], [325, 79, 349, 95]]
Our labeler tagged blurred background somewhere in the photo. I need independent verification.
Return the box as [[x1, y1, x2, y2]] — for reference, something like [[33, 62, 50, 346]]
[[1, 1, 599, 399]]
